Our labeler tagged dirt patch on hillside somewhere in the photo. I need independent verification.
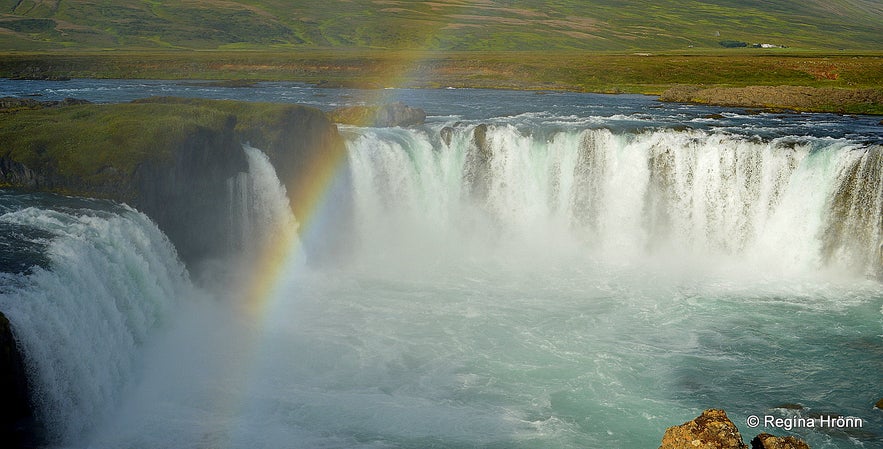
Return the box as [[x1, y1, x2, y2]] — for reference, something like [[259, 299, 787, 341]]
[[660, 85, 883, 114]]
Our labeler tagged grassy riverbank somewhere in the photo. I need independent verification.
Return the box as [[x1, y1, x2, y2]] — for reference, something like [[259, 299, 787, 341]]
[[3, 50, 883, 91], [2, 50, 882, 113]]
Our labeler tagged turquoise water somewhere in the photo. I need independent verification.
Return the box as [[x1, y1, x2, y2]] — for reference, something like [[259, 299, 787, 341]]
[[267, 265, 881, 448], [0, 82, 881, 448], [76, 258, 882, 448]]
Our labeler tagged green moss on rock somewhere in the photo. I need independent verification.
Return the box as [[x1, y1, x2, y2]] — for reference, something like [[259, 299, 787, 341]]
[[1, 101, 235, 194], [0, 96, 348, 265]]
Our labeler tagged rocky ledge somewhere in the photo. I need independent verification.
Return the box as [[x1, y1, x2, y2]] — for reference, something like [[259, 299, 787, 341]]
[[330, 101, 426, 127], [0, 97, 91, 112], [660, 409, 810, 449], [659, 85, 883, 115], [0, 96, 349, 266], [0, 311, 35, 447]]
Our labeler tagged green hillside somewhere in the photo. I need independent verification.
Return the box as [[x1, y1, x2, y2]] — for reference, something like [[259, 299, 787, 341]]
[[1, 0, 882, 51]]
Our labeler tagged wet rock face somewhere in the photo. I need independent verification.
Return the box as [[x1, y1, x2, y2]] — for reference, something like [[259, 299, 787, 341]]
[[440, 126, 454, 146], [373, 102, 426, 127], [132, 117, 247, 266], [0, 157, 42, 189], [0, 312, 36, 448], [750, 433, 811, 449], [0, 97, 91, 112], [330, 102, 426, 127], [659, 409, 748, 449], [463, 123, 492, 202]]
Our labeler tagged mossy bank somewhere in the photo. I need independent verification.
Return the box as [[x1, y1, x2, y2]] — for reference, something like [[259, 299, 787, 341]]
[[0, 97, 348, 265]]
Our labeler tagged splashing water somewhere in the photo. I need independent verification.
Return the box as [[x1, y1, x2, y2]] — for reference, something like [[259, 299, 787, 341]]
[[1, 121, 880, 449], [346, 125, 882, 277]]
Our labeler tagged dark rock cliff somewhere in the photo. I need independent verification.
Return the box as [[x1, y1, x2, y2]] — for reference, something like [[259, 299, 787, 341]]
[[0, 97, 351, 266], [0, 107, 248, 266], [0, 311, 36, 448], [330, 102, 426, 127], [131, 115, 247, 265], [464, 123, 493, 202], [0, 157, 42, 189]]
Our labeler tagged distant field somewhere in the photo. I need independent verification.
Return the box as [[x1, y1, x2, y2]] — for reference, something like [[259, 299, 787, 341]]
[[2, 50, 882, 96], [1, 0, 882, 52], [2, 1, 882, 113]]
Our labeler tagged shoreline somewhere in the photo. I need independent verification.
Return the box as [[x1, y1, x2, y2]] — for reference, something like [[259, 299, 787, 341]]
[[2, 51, 883, 115], [4, 78, 882, 118]]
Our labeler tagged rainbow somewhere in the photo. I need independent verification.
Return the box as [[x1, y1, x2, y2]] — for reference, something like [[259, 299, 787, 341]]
[[212, 4, 487, 441], [209, 124, 352, 446], [243, 138, 348, 315]]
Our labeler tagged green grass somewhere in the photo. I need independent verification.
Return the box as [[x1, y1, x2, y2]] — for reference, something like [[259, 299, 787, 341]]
[[1, 0, 882, 51], [0, 98, 313, 190], [0, 102, 225, 185], [1, 0, 881, 110], [2, 50, 881, 95]]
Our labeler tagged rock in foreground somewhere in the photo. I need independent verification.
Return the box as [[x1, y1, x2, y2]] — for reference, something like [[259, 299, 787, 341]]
[[750, 433, 811, 449], [660, 410, 812, 449], [660, 409, 748, 449]]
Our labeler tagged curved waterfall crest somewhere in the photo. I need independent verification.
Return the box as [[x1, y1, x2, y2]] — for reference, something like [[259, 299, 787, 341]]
[[347, 124, 882, 276], [0, 205, 190, 441]]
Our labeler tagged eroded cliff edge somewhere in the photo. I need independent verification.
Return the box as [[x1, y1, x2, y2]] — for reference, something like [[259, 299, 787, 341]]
[[0, 96, 349, 265]]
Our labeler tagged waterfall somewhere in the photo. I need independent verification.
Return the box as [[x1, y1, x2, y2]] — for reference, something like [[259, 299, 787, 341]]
[[0, 145, 299, 444], [822, 146, 883, 274], [346, 125, 883, 276], [227, 144, 299, 257], [0, 204, 191, 442]]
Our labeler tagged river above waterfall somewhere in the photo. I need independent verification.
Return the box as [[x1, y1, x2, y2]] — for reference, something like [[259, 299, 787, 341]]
[[2, 77, 883, 143], [0, 79, 881, 448]]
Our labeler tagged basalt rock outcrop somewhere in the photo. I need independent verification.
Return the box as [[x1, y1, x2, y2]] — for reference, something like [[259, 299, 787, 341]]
[[0, 99, 247, 265], [0, 311, 35, 448], [0, 97, 90, 112], [131, 115, 246, 265], [0, 97, 350, 266], [463, 123, 493, 202], [660, 410, 811, 449], [660, 409, 748, 449], [750, 433, 811, 449], [330, 101, 426, 127]]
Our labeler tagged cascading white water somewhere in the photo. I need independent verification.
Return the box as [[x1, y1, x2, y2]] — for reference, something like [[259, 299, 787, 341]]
[[0, 123, 879, 449], [228, 144, 299, 256], [1, 75, 880, 449], [0, 145, 299, 445], [347, 124, 883, 276], [0, 205, 191, 442]]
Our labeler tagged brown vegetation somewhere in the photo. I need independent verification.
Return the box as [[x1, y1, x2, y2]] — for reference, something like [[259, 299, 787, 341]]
[[660, 85, 883, 114]]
